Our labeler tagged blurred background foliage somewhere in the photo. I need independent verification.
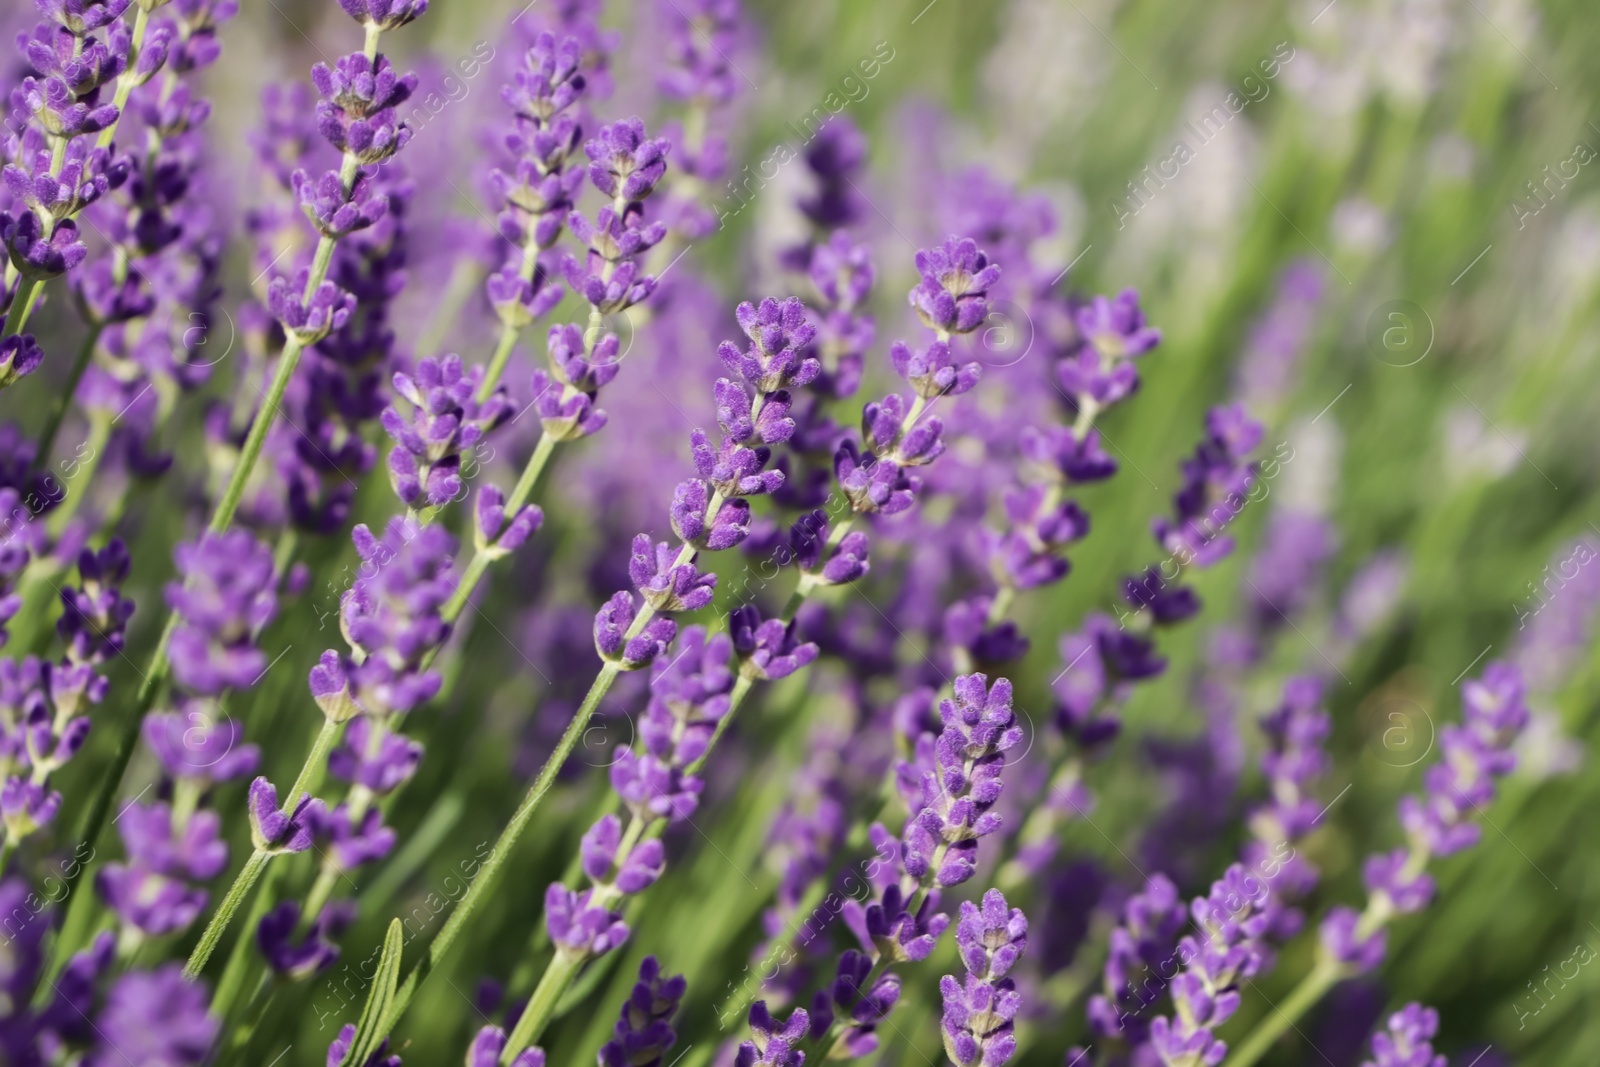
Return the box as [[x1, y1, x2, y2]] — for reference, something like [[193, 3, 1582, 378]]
[[16, 0, 1600, 1063]]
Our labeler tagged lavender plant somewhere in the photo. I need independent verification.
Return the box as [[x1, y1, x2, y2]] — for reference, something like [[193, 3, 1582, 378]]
[[0, 2, 1585, 1066]]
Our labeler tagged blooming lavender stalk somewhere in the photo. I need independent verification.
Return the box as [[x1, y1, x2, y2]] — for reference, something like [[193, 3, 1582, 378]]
[[1359, 1003, 1448, 1067], [494, 294, 822, 1060], [598, 956, 686, 1067], [1222, 663, 1529, 1067], [0, 540, 133, 870], [43, 0, 232, 505], [54, 0, 433, 951], [441, 113, 675, 626], [741, 675, 1020, 1065], [654, 0, 745, 242], [95, 710, 257, 950], [379, 236, 998, 1049], [478, 30, 587, 396], [1002, 404, 1263, 882], [1, 0, 137, 346], [939, 890, 1028, 1067]]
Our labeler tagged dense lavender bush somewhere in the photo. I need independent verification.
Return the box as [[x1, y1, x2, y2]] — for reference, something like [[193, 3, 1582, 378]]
[[0, 1, 1592, 1066]]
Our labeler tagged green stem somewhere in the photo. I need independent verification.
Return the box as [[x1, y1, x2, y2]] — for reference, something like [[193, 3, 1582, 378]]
[[501, 816, 645, 1062], [211, 860, 286, 1023], [501, 952, 585, 1062], [45, 414, 111, 543], [379, 658, 623, 1034], [0, 838, 17, 878], [184, 717, 341, 979], [185, 849, 271, 979], [34, 325, 102, 465], [2, 278, 41, 340], [96, 5, 150, 149], [479, 321, 522, 405], [1219, 957, 1341, 1067]]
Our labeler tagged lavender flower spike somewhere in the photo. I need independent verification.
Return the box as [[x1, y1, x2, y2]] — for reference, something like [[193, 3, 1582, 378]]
[[1361, 1003, 1448, 1067], [940, 888, 1028, 1067], [598, 957, 686, 1067]]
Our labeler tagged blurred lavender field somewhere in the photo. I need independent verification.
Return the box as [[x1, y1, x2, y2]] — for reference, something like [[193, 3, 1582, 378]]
[[2, 1, 1599, 1066]]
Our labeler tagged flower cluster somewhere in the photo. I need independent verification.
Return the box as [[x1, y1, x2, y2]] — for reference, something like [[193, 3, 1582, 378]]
[[598, 956, 687, 1067], [1361, 1003, 1448, 1067], [382, 354, 513, 508], [95, 710, 258, 939], [545, 628, 734, 962], [1320, 662, 1529, 974], [0, 541, 134, 844], [485, 30, 585, 328], [939, 890, 1028, 1067]]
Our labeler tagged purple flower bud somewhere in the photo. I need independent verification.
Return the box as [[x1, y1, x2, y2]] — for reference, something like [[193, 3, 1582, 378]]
[[267, 269, 356, 344], [1019, 425, 1118, 484], [166, 530, 278, 695], [247, 776, 324, 854], [581, 813, 667, 892], [719, 298, 820, 393], [1361, 849, 1434, 915], [598, 956, 686, 1067], [336, 0, 429, 31], [383, 353, 511, 508], [1, 777, 61, 838], [729, 606, 817, 681], [0, 334, 45, 390], [309, 651, 360, 722], [312, 803, 397, 873], [691, 431, 784, 498], [843, 882, 950, 964], [548, 323, 621, 392], [1362, 1003, 1448, 1067], [328, 1023, 403, 1067], [4, 209, 88, 277], [955, 889, 1028, 980], [1076, 288, 1162, 360], [939, 973, 1021, 1067], [488, 262, 566, 325], [890, 340, 981, 399], [610, 749, 703, 823], [292, 168, 390, 237], [474, 484, 543, 558], [467, 1026, 545, 1067], [671, 479, 750, 550], [328, 717, 422, 794], [142, 709, 261, 785], [545, 882, 629, 959], [788, 511, 870, 585], [628, 535, 717, 612], [311, 53, 417, 118], [594, 591, 678, 670], [910, 238, 1000, 336], [809, 231, 874, 311], [91, 965, 218, 1067], [257, 899, 355, 979], [833, 440, 918, 516], [586, 118, 670, 202], [530, 368, 610, 440], [37, 0, 133, 35], [1319, 906, 1386, 974], [734, 1002, 809, 1067]]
